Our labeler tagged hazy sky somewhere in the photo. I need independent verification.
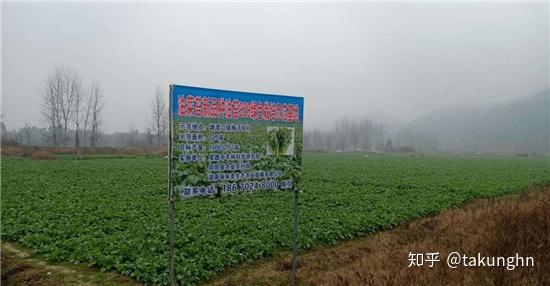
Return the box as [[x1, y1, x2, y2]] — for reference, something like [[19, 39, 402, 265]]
[[2, 2, 548, 132]]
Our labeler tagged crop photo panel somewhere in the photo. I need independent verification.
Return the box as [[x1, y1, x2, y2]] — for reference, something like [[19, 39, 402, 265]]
[[266, 126, 295, 156]]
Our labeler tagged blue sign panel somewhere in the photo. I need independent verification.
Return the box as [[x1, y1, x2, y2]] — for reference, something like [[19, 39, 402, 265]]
[[169, 84, 304, 199]]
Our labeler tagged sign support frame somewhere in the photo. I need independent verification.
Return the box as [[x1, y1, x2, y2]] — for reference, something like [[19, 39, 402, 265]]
[[167, 85, 176, 286], [167, 84, 303, 286], [291, 186, 299, 286]]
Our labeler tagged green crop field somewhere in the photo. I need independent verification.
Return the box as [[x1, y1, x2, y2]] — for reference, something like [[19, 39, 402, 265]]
[[1, 153, 549, 285]]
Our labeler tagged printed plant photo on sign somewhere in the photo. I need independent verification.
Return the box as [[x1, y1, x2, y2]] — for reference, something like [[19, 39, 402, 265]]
[[169, 85, 304, 199], [266, 127, 295, 156]]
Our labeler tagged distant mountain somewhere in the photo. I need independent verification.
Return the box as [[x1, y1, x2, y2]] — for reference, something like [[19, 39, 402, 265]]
[[368, 110, 406, 136], [406, 88, 550, 154]]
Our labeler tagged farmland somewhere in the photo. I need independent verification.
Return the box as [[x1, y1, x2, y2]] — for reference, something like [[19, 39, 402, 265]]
[[1, 153, 549, 285]]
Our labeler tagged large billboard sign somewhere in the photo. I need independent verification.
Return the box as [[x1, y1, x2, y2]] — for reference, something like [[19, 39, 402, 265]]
[[168, 85, 304, 199], [167, 84, 304, 285]]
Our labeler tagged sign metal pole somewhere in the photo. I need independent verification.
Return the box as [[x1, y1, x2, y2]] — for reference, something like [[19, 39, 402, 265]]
[[167, 85, 176, 286], [291, 101, 303, 286], [291, 186, 299, 286]]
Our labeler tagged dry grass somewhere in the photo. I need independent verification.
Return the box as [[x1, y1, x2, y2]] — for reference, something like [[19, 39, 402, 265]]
[[0, 147, 26, 156], [211, 185, 550, 286], [29, 150, 53, 160], [119, 147, 147, 155]]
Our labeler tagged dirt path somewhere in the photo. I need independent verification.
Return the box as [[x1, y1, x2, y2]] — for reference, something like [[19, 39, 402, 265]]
[[1, 242, 140, 286], [209, 185, 550, 286]]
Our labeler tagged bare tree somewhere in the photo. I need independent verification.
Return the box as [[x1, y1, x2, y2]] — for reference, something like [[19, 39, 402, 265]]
[[349, 120, 360, 151], [1, 112, 6, 134], [358, 118, 372, 151], [145, 127, 154, 148], [41, 70, 61, 146], [71, 80, 85, 148], [333, 117, 350, 151], [21, 123, 33, 146], [83, 82, 98, 147], [41, 66, 82, 146], [151, 87, 168, 148], [59, 67, 82, 146], [88, 83, 104, 148], [373, 124, 386, 151]]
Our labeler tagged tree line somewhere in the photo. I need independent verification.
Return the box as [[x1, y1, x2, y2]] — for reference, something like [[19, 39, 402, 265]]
[[304, 118, 388, 152], [2, 65, 169, 149], [303, 118, 439, 153], [3, 65, 438, 152]]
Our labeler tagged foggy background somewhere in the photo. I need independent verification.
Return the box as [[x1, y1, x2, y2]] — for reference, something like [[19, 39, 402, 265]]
[[2, 2, 549, 154]]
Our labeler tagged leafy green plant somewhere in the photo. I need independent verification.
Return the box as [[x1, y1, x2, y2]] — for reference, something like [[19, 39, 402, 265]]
[[268, 127, 292, 156]]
